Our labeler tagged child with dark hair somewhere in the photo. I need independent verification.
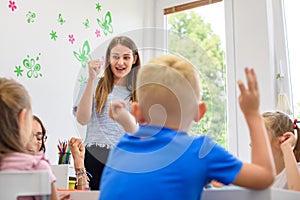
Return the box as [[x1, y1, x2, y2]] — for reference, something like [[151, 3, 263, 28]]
[[31, 115, 47, 153]]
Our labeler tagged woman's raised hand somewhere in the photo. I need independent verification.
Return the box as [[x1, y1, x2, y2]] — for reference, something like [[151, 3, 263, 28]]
[[88, 60, 101, 80]]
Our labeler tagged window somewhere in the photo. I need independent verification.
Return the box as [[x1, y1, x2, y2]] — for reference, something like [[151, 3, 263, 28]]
[[283, 1, 300, 118], [165, 1, 227, 147]]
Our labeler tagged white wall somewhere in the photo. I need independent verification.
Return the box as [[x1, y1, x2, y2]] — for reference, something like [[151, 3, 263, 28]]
[[1, 0, 145, 164], [153, 0, 284, 161]]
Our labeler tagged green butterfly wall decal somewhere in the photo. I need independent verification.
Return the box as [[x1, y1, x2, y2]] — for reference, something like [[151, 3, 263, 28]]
[[97, 11, 113, 36], [73, 40, 92, 68]]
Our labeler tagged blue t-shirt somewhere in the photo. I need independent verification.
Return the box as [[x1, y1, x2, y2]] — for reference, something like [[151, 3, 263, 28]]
[[100, 125, 243, 200]]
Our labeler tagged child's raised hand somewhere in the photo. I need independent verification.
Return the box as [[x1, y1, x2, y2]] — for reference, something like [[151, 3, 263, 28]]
[[69, 137, 85, 168], [237, 68, 260, 116], [88, 59, 101, 80], [280, 132, 296, 149]]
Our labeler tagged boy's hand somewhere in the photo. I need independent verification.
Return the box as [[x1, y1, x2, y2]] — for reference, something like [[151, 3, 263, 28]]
[[109, 100, 128, 122], [238, 68, 259, 116], [109, 100, 138, 133], [211, 180, 225, 188]]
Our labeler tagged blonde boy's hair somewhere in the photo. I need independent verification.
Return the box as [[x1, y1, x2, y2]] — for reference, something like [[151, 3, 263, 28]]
[[136, 54, 201, 129]]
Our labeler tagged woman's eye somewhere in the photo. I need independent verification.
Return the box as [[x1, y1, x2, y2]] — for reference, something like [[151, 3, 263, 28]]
[[124, 56, 131, 60]]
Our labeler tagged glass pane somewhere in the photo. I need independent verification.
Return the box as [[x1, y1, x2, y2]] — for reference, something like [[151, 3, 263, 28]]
[[166, 2, 227, 148], [283, 1, 300, 118]]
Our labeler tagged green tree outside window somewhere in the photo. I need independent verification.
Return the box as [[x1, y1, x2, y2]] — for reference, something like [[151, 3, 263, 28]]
[[167, 10, 227, 148]]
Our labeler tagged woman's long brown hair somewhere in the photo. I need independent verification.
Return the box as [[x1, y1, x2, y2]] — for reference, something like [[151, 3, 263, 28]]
[[95, 36, 141, 113]]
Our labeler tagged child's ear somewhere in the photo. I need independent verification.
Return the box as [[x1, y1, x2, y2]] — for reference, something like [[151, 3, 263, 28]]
[[273, 138, 282, 149], [269, 136, 281, 149], [131, 102, 146, 124], [19, 108, 27, 129], [194, 102, 207, 122], [18, 109, 30, 144]]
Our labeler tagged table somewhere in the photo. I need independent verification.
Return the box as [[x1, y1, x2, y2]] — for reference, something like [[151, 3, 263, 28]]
[[202, 187, 300, 200]]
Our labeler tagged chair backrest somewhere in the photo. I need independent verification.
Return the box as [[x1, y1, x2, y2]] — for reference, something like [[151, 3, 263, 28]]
[[0, 170, 51, 200]]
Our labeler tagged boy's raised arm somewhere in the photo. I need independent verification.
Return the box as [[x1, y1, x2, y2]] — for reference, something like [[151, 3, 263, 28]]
[[233, 68, 275, 189]]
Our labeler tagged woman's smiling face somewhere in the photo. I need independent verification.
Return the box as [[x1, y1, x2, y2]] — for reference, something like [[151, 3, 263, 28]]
[[109, 44, 136, 84]]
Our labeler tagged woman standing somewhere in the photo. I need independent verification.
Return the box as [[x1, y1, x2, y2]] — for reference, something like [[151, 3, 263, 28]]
[[73, 36, 141, 190]]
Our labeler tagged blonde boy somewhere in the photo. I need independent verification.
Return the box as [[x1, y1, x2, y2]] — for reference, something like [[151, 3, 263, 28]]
[[100, 55, 275, 200]]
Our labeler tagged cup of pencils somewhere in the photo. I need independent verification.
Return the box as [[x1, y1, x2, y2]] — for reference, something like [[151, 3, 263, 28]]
[[57, 139, 71, 165]]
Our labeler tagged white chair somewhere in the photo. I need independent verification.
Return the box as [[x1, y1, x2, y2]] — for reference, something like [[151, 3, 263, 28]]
[[0, 170, 51, 200]]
